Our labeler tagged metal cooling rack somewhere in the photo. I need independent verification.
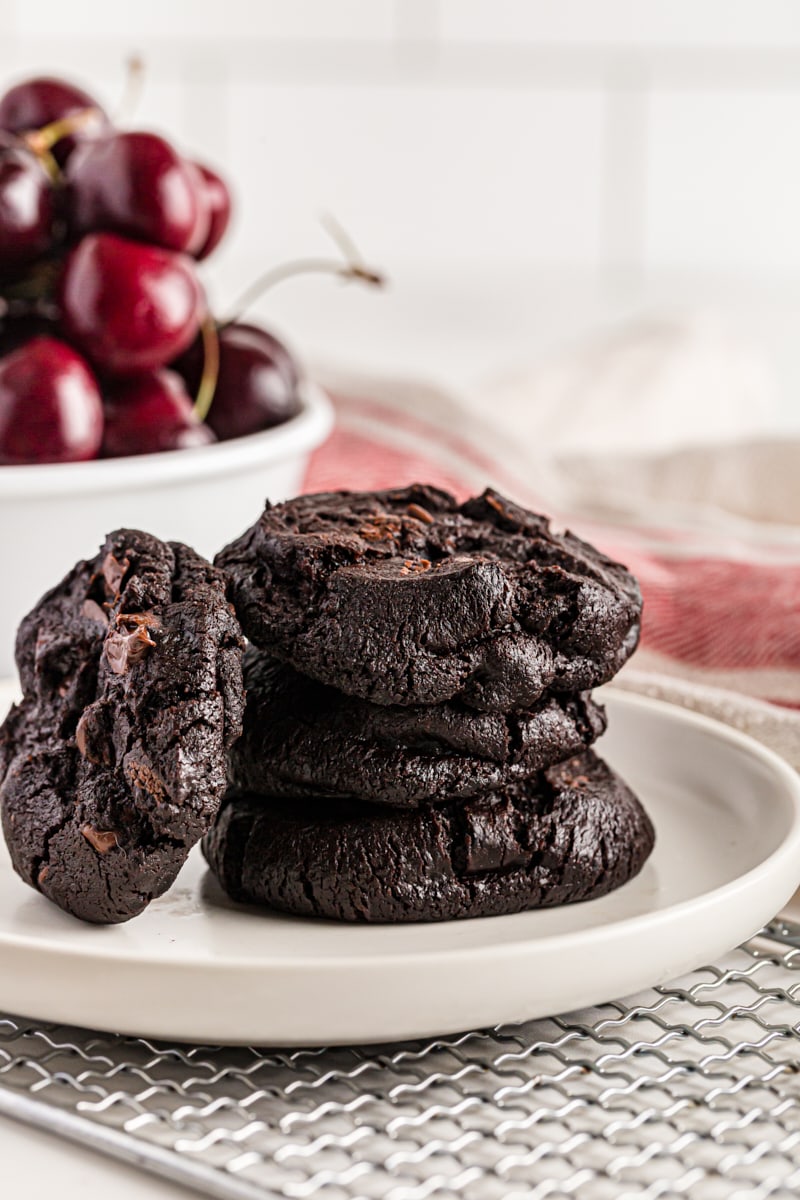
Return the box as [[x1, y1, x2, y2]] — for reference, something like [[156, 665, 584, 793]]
[[3, 922, 800, 1199]]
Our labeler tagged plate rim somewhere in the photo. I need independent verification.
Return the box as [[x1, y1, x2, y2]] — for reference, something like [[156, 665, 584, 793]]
[[1, 684, 799, 1043], [0, 686, 797, 971]]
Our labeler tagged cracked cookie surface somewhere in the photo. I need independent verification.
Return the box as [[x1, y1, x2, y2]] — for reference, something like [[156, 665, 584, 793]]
[[204, 751, 655, 923], [215, 485, 642, 709], [0, 529, 245, 924], [231, 648, 607, 806]]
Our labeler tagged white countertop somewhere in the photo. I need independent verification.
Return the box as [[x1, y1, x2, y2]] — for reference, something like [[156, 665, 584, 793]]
[[1, 1119, 199, 1198]]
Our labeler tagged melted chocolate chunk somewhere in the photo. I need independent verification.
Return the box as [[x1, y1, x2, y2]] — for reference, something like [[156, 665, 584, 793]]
[[81, 826, 118, 854]]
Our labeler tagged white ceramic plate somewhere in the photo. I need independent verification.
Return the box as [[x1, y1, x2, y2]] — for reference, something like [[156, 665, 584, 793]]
[[0, 685, 798, 1046]]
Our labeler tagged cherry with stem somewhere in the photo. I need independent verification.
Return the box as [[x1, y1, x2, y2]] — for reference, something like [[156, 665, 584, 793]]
[[192, 217, 384, 426]]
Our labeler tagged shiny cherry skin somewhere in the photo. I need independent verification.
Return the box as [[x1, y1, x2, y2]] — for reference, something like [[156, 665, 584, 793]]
[[67, 132, 205, 253], [59, 232, 204, 375], [185, 162, 211, 255], [175, 321, 301, 441], [102, 369, 215, 457], [0, 76, 109, 165], [0, 134, 54, 275], [0, 336, 103, 464], [191, 162, 231, 259]]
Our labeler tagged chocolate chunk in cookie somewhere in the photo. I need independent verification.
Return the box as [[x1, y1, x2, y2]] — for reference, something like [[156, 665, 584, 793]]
[[231, 648, 607, 806], [0, 529, 245, 924], [204, 751, 655, 923], [215, 486, 641, 709]]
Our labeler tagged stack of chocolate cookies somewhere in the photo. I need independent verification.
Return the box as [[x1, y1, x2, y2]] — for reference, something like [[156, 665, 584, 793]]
[[205, 485, 654, 923]]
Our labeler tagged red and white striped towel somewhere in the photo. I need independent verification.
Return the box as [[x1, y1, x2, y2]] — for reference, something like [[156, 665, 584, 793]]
[[305, 371, 800, 768]]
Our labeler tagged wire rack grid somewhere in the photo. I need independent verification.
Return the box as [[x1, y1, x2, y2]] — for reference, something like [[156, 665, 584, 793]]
[[3, 921, 800, 1199]]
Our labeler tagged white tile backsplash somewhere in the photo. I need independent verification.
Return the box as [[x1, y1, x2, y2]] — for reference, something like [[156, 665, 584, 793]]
[[228, 84, 605, 271], [440, 0, 800, 47], [6, 0, 396, 41], [1, 0, 800, 289], [645, 91, 800, 274]]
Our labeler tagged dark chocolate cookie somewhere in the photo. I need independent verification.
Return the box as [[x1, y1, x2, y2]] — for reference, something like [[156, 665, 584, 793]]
[[204, 751, 654, 923], [0, 530, 245, 924], [215, 486, 641, 709], [231, 648, 606, 806]]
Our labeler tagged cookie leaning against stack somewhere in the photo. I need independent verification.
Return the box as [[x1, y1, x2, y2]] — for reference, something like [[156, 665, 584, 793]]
[[205, 485, 654, 922], [0, 530, 245, 924]]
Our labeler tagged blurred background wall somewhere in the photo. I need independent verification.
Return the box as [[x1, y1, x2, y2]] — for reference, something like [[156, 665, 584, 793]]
[[1, 0, 798, 426]]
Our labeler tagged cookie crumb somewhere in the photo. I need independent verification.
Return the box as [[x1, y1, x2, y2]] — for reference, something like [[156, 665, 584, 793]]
[[359, 514, 403, 542], [401, 558, 431, 576], [485, 494, 509, 519], [126, 760, 166, 801]]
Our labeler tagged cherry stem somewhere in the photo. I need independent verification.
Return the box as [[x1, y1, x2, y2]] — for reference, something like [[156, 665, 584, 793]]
[[199, 221, 384, 420], [193, 315, 220, 422], [114, 55, 146, 124], [320, 212, 365, 265], [24, 106, 99, 156], [222, 257, 384, 328], [23, 140, 60, 183]]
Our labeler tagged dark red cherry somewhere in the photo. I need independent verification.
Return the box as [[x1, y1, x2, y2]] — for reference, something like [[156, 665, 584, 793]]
[[0, 135, 54, 275], [66, 132, 204, 253], [175, 321, 301, 441], [59, 233, 204, 375], [0, 76, 109, 165], [102, 369, 215, 457], [0, 336, 103, 465], [185, 162, 211, 256], [191, 162, 231, 259]]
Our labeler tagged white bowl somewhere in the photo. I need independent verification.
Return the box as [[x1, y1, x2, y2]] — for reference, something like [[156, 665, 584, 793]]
[[0, 381, 333, 675]]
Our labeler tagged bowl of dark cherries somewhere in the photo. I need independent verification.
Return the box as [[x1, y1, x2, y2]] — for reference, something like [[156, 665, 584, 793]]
[[0, 71, 354, 674]]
